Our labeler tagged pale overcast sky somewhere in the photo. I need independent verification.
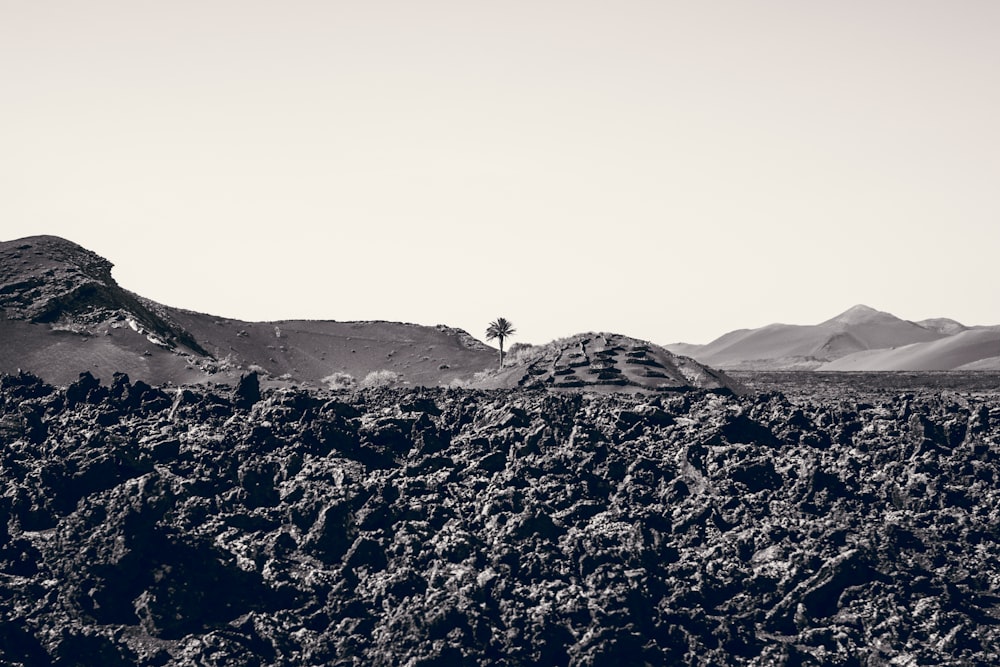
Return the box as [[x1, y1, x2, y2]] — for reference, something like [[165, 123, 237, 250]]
[[3, 1, 998, 345]]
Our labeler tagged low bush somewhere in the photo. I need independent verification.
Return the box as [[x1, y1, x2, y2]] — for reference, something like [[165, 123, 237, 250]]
[[322, 372, 356, 391], [361, 370, 401, 389]]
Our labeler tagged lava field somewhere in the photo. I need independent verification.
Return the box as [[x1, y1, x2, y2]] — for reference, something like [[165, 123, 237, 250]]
[[1, 371, 999, 666]]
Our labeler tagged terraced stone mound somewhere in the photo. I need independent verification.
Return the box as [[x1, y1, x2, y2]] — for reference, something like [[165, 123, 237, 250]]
[[475, 332, 740, 394]]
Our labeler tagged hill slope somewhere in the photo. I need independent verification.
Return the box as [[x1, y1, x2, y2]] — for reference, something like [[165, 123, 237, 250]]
[[668, 304, 997, 371], [0, 236, 499, 387], [820, 327, 1000, 371]]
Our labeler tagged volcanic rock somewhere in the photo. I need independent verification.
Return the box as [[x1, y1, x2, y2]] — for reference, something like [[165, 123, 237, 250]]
[[1, 373, 999, 664]]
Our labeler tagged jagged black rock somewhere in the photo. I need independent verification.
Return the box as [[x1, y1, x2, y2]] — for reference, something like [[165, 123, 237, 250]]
[[1, 371, 999, 665]]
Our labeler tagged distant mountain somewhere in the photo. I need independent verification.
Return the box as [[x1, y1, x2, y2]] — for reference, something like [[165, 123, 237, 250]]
[[667, 304, 1000, 371], [0, 236, 734, 391], [915, 317, 968, 336], [821, 327, 1000, 371]]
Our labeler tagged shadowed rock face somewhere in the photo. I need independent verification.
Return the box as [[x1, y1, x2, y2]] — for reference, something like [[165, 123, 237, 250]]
[[2, 372, 1000, 666], [0, 235, 206, 355], [0, 235, 115, 322]]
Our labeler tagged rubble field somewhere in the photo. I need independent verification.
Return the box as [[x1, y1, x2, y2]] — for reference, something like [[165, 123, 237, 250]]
[[1, 371, 999, 666]]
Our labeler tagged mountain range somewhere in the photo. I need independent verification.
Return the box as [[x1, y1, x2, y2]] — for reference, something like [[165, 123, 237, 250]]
[[667, 304, 1000, 371], [0, 235, 735, 392]]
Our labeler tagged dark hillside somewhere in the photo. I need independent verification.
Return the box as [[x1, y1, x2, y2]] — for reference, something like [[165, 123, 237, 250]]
[[1, 373, 999, 665], [0, 236, 498, 387], [0, 236, 204, 353]]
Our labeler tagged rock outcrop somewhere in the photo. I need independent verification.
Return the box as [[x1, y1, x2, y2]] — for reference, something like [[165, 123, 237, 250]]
[[0, 235, 204, 354], [1, 372, 999, 665]]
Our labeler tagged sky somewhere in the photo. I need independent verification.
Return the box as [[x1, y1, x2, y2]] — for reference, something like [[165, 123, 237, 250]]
[[3, 1, 999, 346]]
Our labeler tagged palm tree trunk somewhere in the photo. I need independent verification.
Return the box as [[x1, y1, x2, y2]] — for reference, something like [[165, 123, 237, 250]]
[[499, 336, 505, 369]]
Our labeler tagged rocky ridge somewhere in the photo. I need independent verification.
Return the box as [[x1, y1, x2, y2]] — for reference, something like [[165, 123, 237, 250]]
[[0, 236, 204, 354], [1, 372, 999, 665]]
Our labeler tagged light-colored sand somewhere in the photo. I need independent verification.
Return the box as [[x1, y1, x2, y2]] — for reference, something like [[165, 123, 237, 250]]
[[820, 328, 1000, 371], [671, 304, 985, 371]]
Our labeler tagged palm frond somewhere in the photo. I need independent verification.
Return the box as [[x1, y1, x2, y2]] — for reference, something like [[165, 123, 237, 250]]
[[486, 317, 516, 340]]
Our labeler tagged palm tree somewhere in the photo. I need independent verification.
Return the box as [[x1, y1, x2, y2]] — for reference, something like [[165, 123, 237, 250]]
[[486, 317, 516, 369]]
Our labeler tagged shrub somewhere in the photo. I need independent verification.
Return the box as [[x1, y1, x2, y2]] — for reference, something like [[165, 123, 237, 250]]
[[322, 372, 356, 391], [505, 343, 538, 367], [361, 370, 401, 389]]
